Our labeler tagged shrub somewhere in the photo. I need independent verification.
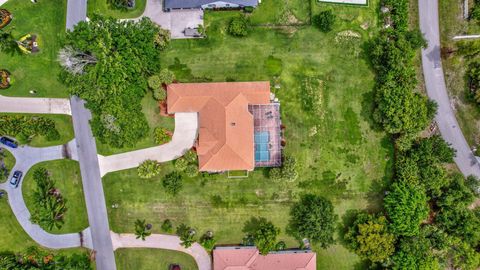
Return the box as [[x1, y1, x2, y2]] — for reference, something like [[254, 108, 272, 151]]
[[161, 219, 173, 233], [312, 10, 336, 32], [137, 160, 161, 179], [174, 157, 189, 172], [147, 75, 162, 90], [158, 69, 175, 85], [176, 223, 197, 248], [228, 15, 249, 37], [200, 231, 216, 251], [185, 164, 199, 178], [152, 88, 167, 101], [154, 127, 170, 145], [243, 6, 254, 13], [269, 155, 298, 182], [184, 150, 198, 164], [163, 172, 183, 195], [275, 241, 286, 251]]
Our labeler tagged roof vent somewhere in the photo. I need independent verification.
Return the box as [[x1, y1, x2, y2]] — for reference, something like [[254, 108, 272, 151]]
[[231, 122, 236, 126]]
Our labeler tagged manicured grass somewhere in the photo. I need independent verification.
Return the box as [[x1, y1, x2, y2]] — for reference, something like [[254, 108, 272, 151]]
[[96, 92, 175, 155], [104, 7, 393, 269], [439, 0, 480, 146], [0, 113, 75, 147], [22, 160, 89, 234], [88, 0, 147, 19], [115, 248, 198, 270], [250, 0, 311, 25], [312, 0, 379, 31], [0, 0, 68, 98]]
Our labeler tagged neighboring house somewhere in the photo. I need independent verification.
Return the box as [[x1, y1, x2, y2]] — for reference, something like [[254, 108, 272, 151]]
[[163, 0, 259, 11], [213, 246, 316, 270], [167, 82, 282, 173]]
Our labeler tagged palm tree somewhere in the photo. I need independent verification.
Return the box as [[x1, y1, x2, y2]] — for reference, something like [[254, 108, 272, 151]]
[[0, 29, 17, 54], [134, 219, 151, 241]]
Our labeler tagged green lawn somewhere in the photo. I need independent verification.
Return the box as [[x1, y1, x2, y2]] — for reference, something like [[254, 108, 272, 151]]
[[88, 0, 147, 19], [104, 6, 392, 269], [0, 0, 68, 98], [2, 149, 16, 177], [22, 160, 89, 234], [0, 192, 90, 258], [0, 113, 75, 147], [249, 0, 312, 25], [96, 92, 175, 155], [439, 0, 480, 147], [115, 248, 198, 270]]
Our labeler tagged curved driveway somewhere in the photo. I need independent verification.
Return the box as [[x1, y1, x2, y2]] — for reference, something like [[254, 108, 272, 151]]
[[98, 112, 198, 176], [0, 140, 92, 249], [111, 232, 211, 270], [419, 0, 480, 177]]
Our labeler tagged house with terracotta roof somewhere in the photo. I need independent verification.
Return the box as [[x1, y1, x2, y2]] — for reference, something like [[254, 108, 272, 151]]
[[167, 82, 282, 172], [213, 246, 316, 270]]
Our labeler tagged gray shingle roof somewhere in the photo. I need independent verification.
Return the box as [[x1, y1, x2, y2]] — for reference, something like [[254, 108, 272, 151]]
[[164, 0, 258, 10]]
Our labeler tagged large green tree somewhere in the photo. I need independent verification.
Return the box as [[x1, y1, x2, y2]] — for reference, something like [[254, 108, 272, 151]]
[[243, 217, 280, 255], [344, 213, 395, 263], [384, 182, 429, 236], [288, 194, 337, 248], [61, 15, 169, 148]]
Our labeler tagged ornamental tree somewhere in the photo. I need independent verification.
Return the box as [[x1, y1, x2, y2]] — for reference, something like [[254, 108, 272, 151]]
[[243, 217, 280, 255], [288, 194, 337, 248]]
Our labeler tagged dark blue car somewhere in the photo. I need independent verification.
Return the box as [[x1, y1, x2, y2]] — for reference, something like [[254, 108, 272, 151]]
[[0, 137, 17, 148]]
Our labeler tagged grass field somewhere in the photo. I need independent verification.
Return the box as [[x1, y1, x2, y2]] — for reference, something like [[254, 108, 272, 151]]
[[88, 0, 147, 19], [115, 248, 198, 270], [0, 0, 68, 98], [2, 149, 16, 175], [439, 0, 480, 147], [0, 113, 75, 147], [103, 4, 392, 269], [22, 160, 89, 234]]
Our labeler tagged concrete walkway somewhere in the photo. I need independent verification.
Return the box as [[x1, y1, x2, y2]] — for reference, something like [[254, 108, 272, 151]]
[[0, 0, 8, 6], [453, 34, 480, 40], [98, 112, 198, 176], [0, 140, 92, 249], [0, 95, 72, 115], [111, 232, 211, 270], [135, 0, 203, 39], [419, 0, 480, 177]]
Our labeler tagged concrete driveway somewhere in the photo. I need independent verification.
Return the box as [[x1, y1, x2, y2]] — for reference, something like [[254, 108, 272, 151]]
[[0, 95, 72, 115], [98, 112, 198, 176], [419, 0, 480, 177], [111, 232, 211, 270], [137, 0, 203, 39], [0, 140, 92, 249]]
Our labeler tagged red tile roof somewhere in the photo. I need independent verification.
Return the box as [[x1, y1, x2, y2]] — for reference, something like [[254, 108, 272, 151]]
[[213, 247, 316, 270], [167, 82, 271, 172]]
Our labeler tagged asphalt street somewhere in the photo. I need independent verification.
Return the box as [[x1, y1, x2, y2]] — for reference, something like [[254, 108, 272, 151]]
[[66, 0, 87, 31], [70, 97, 116, 270], [419, 0, 480, 178]]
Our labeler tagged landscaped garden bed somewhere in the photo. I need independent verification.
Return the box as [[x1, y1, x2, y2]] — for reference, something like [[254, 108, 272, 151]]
[[0, 69, 11, 89], [0, 9, 12, 29]]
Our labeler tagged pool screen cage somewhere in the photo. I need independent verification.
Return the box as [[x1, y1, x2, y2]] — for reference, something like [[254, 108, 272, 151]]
[[249, 103, 283, 168]]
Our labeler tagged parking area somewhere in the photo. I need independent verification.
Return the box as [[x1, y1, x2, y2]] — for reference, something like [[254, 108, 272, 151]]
[[140, 0, 203, 39]]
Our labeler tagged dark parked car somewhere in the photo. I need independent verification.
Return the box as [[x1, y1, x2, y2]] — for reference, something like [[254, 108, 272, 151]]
[[0, 137, 18, 148], [10, 171, 22, 188]]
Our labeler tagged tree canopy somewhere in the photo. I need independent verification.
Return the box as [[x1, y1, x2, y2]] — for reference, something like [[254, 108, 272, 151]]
[[243, 217, 280, 255], [288, 194, 337, 248], [60, 15, 169, 148]]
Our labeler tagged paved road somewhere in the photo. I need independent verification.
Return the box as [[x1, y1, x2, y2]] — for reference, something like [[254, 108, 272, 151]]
[[0, 95, 71, 115], [419, 0, 480, 177], [66, 0, 87, 31], [98, 112, 198, 176], [135, 0, 203, 39], [111, 232, 211, 270], [70, 97, 116, 270], [0, 141, 92, 249]]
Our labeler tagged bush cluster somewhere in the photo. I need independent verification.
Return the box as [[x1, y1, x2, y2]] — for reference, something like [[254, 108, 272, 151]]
[[0, 247, 91, 269], [30, 168, 68, 231], [0, 115, 60, 144]]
